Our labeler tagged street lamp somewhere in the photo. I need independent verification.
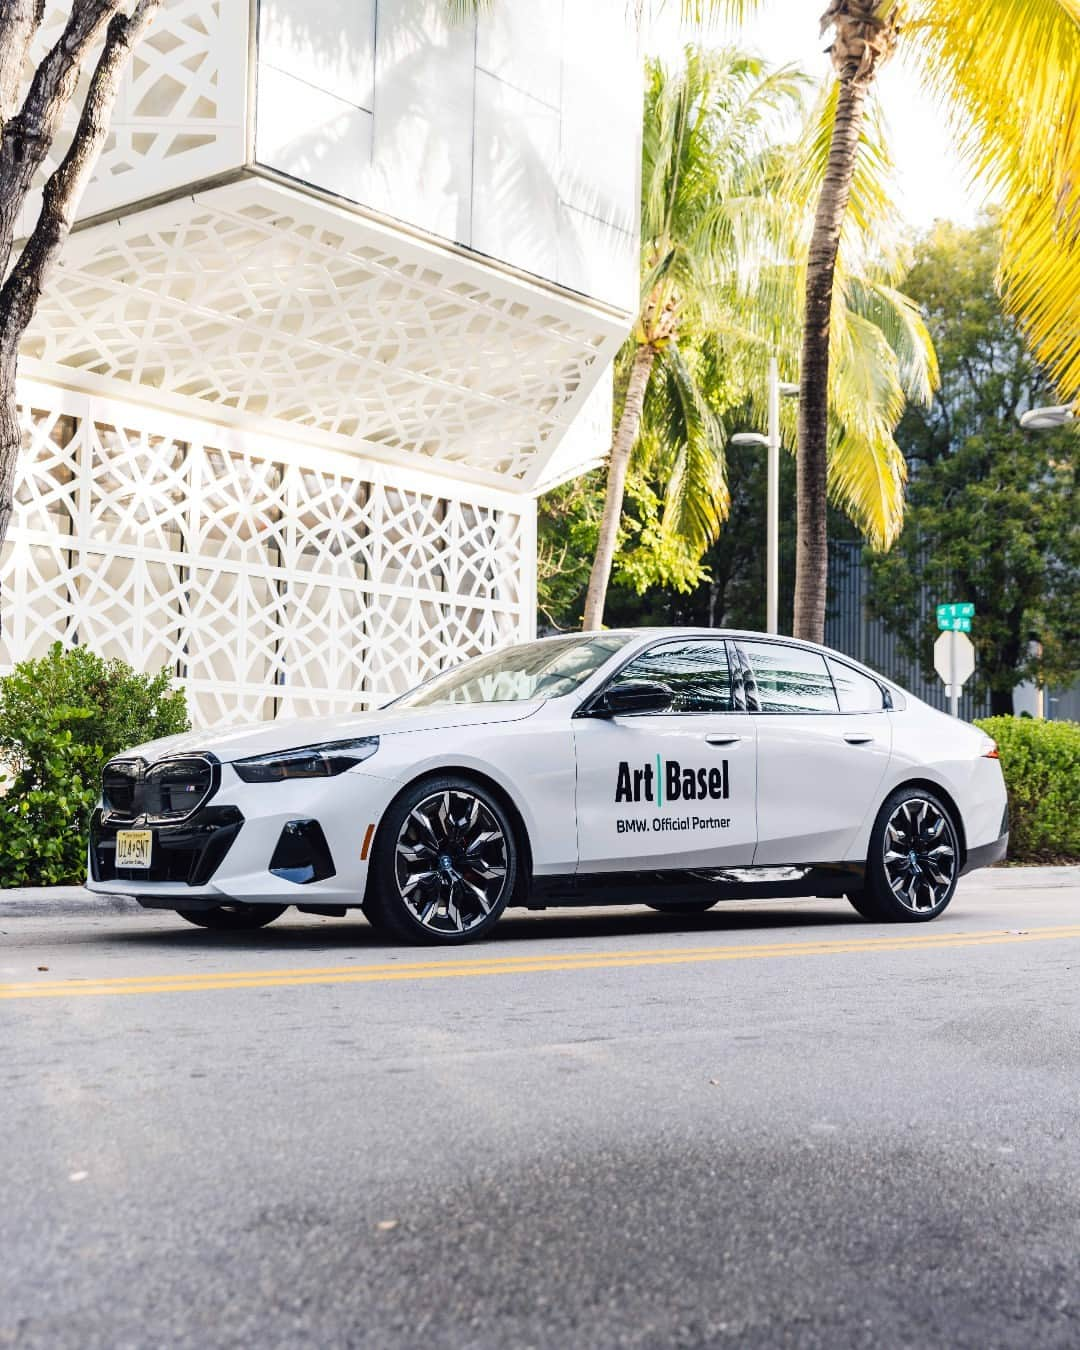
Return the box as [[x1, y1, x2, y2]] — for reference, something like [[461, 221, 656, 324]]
[[1019, 404, 1075, 430], [730, 356, 799, 635]]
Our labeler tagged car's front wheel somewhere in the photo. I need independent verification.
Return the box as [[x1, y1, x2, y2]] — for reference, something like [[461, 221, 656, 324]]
[[849, 787, 961, 923], [176, 904, 287, 931], [363, 776, 519, 944]]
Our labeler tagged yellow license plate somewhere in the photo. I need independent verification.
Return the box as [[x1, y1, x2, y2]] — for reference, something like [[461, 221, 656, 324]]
[[116, 829, 153, 869]]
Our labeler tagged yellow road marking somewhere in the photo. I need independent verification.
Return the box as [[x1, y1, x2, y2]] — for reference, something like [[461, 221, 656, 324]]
[[3, 924, 1079, 1001]]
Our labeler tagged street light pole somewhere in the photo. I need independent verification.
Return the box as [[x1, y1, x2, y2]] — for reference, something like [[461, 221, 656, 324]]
[[731, 363, 797, 637], [766, 356, 780, 637]]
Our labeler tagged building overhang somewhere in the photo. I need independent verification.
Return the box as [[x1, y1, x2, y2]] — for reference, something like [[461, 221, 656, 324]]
[[22, 175, 626, 493]]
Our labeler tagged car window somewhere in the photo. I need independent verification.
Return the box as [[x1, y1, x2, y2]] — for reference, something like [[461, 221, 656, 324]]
[[391, 634, 630, 707], [828, 658, 885, 713], [740, 641, 839, 714], [608, 639, 733, 713]]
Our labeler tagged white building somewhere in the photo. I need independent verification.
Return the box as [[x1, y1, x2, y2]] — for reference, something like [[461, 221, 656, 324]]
[[3, 0, 641, 726]]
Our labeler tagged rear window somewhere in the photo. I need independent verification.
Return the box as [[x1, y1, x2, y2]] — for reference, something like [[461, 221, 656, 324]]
[[741, 641, 839, 714], [828, 659, 885, 713]]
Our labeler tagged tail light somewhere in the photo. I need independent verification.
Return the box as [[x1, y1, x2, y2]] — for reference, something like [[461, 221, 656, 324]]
[[983, 742, 1000, 759]]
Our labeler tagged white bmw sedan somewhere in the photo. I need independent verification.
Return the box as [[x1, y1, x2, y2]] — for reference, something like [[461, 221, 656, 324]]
[[87, 630, 1009, 943]]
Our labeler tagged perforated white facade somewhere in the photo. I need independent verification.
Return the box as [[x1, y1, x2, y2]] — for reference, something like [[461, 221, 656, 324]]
[[3, 381, 533, 726], [7, 0, 641, 725]]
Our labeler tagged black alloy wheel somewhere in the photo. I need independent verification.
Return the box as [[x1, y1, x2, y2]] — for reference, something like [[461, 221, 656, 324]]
[[364, 776, 518, 944], [849, 787, 960, 923]]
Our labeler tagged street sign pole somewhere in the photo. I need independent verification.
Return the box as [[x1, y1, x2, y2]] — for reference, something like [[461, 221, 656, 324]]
[[934, 627, 975, 717]]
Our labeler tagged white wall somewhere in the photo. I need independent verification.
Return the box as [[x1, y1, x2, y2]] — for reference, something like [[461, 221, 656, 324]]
[[255, 0, 641, 314]]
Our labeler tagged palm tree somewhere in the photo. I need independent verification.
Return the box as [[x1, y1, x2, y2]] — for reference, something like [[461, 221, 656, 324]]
[[792, 0, 1080, 642], [451, 0, 1080, 645], [583, 49, 805, 629], [583, 51, 936, 630]]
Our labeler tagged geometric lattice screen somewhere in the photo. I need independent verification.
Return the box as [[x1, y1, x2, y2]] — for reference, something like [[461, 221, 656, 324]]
[[19, 0, 246, 235], [23, 180, 623, 488], [1, 382, 532, 728]]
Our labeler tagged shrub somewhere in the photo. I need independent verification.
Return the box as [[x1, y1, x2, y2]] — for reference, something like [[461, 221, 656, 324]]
[[0, 644, 189, 887], [974, 716, 1080, 864]]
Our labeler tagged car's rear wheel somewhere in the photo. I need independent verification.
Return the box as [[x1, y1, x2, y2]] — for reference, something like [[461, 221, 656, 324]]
[[849, 787, 961, 923], [363, 777, 518, 945], [176, 904, 287, 931]]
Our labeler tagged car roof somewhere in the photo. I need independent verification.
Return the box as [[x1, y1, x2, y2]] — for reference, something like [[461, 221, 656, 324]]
[[547, 627, 909, 697]]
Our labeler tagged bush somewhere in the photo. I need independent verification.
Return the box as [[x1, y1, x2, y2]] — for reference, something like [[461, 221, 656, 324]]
[[974, 716, 1080, 864], [0, 644, 189, 887]]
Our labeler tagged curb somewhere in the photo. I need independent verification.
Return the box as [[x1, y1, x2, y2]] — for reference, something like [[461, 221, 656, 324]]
[[1, 866, 1075, 919], [0, 887, 143, 918]]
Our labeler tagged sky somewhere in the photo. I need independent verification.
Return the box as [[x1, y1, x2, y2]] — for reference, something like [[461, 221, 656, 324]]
[[647, 1, 989, 232]]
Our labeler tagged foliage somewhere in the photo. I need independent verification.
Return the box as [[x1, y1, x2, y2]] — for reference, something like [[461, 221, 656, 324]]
[[865, 220, 1080, 713], [974, 717, 1080, 863], [0, 643, 189, 887]]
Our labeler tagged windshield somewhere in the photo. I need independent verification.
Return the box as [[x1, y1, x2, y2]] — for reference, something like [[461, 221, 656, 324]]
[[391, 634, 631, 708]]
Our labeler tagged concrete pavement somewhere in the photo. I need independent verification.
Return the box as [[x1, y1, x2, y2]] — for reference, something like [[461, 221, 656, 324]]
[[2, 871, 1079, 1348]]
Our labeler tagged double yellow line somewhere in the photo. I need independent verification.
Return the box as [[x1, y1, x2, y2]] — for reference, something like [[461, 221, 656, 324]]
[[4, 924, 1080, 1001]]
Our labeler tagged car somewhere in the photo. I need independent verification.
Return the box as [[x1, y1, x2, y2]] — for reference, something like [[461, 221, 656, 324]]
[[86, 629, 1009, 943]]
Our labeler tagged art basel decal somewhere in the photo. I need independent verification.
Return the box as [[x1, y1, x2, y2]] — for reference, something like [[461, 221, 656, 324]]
[[614, 757, 732, 834]]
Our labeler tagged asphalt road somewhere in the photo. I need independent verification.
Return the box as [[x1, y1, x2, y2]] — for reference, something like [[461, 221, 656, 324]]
[[2, 873, 1079, 1349]]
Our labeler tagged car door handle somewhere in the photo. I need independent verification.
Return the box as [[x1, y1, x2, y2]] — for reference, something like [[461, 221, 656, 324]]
[[706, 733, 742, 746], [844, 733, 874, 744]]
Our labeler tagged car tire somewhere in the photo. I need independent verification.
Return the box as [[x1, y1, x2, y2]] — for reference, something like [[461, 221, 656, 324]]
[[850, 786, 962, 923], [363, 776, 519, 945], [176, 904, 287, 931], [646, 900, 717, 915]]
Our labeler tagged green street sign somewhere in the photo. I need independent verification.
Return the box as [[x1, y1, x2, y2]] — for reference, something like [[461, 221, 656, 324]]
[[937, 602, 975, 630]]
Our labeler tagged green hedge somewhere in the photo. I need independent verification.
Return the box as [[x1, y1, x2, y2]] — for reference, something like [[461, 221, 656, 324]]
[[0, 644, 189, 887], [974, 716, 1080, 864]]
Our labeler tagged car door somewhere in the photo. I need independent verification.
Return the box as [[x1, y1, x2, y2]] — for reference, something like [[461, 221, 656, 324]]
[[573, 638, 757, 873], [735, 640, 892, 865]]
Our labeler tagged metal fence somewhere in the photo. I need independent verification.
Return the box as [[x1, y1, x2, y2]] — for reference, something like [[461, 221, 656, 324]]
[[825, 541, 993, 720]]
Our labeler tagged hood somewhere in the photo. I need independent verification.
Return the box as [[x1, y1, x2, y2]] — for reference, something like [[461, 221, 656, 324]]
[[115, 700, 545, 765]]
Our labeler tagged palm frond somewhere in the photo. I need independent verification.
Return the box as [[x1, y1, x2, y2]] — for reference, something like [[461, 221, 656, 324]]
[[828, 312, 909, 548], [643, 343, 731, 554], [843, 277, 938, 405], [913, 0, 1080, 401]]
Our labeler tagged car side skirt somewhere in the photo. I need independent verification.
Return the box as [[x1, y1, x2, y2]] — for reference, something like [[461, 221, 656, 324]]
[[528, 864, 865, 908]]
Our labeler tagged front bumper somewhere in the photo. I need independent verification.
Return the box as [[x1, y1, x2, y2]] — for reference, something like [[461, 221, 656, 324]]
[[90, 804, 244, 887], [86, 765, 398, 906]]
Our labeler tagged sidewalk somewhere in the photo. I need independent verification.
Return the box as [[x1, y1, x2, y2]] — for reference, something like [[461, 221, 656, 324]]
[[0, 886, 142, 918], [1, 866, 1075, 918]]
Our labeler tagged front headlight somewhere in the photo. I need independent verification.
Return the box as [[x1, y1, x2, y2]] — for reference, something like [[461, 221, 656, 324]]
[[233, 737, 379, 783]]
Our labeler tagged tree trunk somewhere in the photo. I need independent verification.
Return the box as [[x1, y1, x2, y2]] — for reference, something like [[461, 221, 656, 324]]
[[0, 352, 19, 556], [0, 0, 161, 593], [582, 344, 656, 630], [794, 77, 869, 644]]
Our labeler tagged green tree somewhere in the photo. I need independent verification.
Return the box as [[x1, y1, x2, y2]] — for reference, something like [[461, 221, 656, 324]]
[[865, 220, 1080, 714], [452, 2, 1080, 644], [582, 48, 805, 629], [580, 47, 936, 630], [792, 0, 1080, 644], [0, 643, 189, 886]]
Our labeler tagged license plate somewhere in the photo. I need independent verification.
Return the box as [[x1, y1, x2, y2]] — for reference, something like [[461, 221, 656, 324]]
[[116, 829, 153, 869]]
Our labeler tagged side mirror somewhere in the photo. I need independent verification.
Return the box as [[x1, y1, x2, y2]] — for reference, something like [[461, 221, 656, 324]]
[[590, 680, 673, 717]]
